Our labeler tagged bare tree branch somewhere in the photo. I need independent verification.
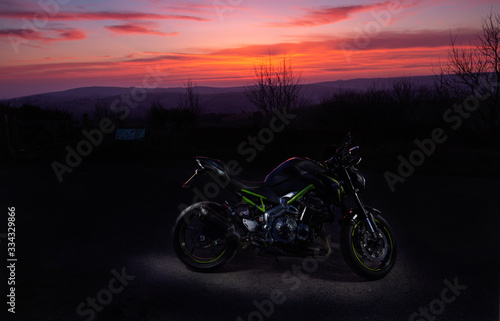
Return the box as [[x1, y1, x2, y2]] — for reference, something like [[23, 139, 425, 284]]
[[179, 78, 204, 116], [245, 54, 308, 120], [434, 11, 500, 129]]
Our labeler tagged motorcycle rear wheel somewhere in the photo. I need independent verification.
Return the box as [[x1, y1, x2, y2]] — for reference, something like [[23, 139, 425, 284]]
[[173, 206, 237, 272], [340, 213, 397, 280]]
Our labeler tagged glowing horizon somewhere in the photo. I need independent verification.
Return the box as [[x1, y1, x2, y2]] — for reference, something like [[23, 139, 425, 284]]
[[0, 0, 498, 99]]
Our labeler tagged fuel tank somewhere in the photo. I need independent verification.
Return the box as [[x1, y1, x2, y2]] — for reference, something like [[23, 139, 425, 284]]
[[265, 157, 326, 196]]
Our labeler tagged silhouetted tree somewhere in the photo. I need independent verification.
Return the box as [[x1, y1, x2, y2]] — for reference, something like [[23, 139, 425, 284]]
[[391, 78, 417, 105], [150, 98, 196, 130], [92, 99, 113, 123], [179, 78, 204, 116], [6, 103, 71, 120], [434, 11, 500, 128], [245, 54, 308, 120], [149, 99, 169, 129]]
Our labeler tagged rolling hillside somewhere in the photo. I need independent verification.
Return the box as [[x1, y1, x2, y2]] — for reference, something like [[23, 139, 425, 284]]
[[3, 75, 438, 119]]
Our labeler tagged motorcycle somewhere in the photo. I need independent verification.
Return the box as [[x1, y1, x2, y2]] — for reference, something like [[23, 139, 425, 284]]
[[173, 133, 397, 280]]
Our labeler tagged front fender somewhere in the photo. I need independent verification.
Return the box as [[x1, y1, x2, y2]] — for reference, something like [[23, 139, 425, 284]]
[[340, 206, 381, 226]]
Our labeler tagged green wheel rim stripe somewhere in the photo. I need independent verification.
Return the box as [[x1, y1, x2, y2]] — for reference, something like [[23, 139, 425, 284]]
[[351, 220, 393, 272], [179, 218, 228, 264]]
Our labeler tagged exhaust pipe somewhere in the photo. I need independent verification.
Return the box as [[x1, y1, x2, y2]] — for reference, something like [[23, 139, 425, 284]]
[[199, 204, 241, 243]]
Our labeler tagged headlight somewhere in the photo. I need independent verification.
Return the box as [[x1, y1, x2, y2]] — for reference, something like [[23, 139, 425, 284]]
[[348, 167, 366, 191]]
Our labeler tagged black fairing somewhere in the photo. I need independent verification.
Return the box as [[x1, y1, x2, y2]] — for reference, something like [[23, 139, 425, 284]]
[[265, 157, 327, 196]]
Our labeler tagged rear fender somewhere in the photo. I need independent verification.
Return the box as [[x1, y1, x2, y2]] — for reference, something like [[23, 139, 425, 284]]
[[195, 157, 228, 177]]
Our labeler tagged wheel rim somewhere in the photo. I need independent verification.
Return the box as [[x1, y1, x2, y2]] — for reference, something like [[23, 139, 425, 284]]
[[178, 212, 229, 264], [351, 219, 394, 271]]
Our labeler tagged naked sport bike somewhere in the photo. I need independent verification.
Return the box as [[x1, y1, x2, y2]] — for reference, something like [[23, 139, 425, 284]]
[[173, 133, 397, 280]]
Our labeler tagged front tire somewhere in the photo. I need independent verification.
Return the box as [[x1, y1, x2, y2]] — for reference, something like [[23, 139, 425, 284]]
[[173, 204, 237, 272], [340, 213, 397, 280]]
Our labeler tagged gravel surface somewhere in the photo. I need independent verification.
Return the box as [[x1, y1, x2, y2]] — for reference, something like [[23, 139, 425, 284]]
[[1, 161, 499, 321]]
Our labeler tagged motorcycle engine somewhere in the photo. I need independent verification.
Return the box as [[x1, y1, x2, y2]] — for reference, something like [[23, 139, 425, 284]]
[[272, 216, 297, 243], [269, 192, 332, 243], [272, 215, 310, 243]]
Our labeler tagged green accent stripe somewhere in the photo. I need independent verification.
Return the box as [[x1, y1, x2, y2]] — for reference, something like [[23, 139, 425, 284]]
[[242, 196, 255, 206], [287, 184, 315, 205], [241, 192, 266, 213], [321, 174, 344, 202], [241, 189, 267, 199]]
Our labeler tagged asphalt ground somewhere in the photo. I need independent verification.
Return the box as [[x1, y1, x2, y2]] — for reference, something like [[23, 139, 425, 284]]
[[1, 159, 499, 321]]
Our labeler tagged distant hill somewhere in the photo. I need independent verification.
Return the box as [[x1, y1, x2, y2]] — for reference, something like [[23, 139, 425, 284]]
[[311, 75, 438, 91], [3, 75, 438, 120]]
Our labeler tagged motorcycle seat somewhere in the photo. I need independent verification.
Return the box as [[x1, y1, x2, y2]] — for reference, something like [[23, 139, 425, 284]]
[[195, 156, 279, 203], [230, 176, 279, 203], [230, 176, 267, 190]]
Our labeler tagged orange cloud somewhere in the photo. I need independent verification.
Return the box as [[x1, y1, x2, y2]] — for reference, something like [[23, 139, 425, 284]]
[[0, 28, 478, 98]]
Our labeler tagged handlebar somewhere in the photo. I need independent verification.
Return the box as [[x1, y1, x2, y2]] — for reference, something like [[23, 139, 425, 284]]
[[325, 132, 361, 167]]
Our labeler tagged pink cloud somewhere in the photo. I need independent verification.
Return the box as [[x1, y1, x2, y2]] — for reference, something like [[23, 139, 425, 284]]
[[0, 10, 210, 22], [268, 1, 415, 27], [340, 28, 478, 50], [0, 28, 44, 40], [53, 28, 86, 41], [161, 2, 250, 17], [161, 3, 223, 14], [0, 27, 85, 42], [105, 23, 178, 36]]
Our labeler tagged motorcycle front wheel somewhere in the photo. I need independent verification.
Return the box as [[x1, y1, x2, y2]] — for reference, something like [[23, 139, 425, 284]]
[[173, 206, 237, 272], [340, 213, 397, 280]]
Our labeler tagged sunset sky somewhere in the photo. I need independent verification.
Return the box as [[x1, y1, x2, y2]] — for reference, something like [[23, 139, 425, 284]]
[[1, 0, 498, 99]]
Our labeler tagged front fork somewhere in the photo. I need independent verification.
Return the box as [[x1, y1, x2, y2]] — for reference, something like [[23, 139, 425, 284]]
[[352, 192, 379, 237], [341, 167, 380, 236]]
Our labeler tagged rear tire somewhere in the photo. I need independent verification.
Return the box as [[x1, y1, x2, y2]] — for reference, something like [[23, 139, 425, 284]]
[[173, 204, 237, 272], [340, 213, 397, 280]]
